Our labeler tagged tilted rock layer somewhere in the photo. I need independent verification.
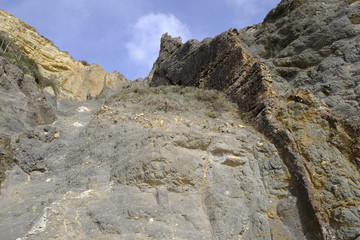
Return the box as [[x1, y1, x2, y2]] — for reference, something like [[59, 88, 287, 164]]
[[150, 0, 360, 239], [239, 0, 360, 119], [0, 0, 359, 240], [0, 10, 130, 100]]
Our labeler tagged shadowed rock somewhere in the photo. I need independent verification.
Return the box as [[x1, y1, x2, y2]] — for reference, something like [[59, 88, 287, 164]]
[[149, 1, 360, 239], [0, 1, 359, 240]]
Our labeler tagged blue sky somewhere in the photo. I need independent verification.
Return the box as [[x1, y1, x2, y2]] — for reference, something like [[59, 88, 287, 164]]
[[2, 0, 280, 80]]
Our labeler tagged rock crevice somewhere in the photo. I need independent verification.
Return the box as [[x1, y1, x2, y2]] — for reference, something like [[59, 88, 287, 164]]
[[148, 1, 360, 238]]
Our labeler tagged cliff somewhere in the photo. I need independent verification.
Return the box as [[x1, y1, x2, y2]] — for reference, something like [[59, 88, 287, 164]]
[[150, 0, 360, 239], [0, 1, 359, 240], [0, 10, 129, 100]]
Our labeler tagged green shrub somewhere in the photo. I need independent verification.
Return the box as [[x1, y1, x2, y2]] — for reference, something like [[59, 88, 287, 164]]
[[80, 60, 90, 66], [207, 110, 218, 118], [0, 34, 44, 84]]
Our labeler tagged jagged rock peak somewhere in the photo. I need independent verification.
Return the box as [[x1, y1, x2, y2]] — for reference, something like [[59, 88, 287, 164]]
[[149, 0, 360, 239], [0, 1, 359, 240], [0, 9, 130, 100], [238, 0, 360, 120]]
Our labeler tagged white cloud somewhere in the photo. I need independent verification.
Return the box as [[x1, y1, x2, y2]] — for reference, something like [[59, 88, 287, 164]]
[[126, 13, 191, 78]]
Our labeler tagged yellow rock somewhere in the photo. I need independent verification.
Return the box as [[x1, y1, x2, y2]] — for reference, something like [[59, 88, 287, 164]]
[[266, 208, 278, 219], [0, 10, 130, 100], [43, 86, 55, 96]]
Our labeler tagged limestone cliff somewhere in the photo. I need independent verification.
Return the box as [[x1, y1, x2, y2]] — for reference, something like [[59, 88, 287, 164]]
[[0, 1, 359, 240], [0, 10, 129, 100]]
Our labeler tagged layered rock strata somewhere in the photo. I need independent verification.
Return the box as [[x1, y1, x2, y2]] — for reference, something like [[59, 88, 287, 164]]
[[149, 1, 360, 239], [0, 0, 359, 240], [0, 10, 130, 100], [239, 0, 360, 119]]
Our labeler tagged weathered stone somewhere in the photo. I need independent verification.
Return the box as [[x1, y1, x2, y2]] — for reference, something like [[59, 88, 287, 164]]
[[239, 0, 360, 120], [0, 86, 304, 240], [1, 1, 360, 240], [0, 10, 131, 100], [147, 1, 360, 239]]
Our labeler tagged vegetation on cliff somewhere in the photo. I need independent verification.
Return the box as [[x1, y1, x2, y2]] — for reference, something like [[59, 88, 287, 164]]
[[0, 31, 42, 81]]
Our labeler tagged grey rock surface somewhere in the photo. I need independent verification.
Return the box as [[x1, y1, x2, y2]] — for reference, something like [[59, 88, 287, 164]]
[[238, 0, 360, 119], [1, 0, 360, 240], [0, 82, 306, 239], [148, 1, 360, 239], [0, 56, 57, 184]]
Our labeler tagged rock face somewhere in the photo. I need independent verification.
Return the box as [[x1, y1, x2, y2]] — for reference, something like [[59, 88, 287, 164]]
[[0, 1, 359, 240], [239, 0, 360, 119], [0, 80, 302, 240], [0, 10, 130, 100], [0, 56, 57, 184], [149, 0, 360, 239]]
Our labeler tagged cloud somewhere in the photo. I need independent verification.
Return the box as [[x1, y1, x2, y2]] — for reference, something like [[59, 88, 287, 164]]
[[3, 0, 278, 79], [126, 13, 191, 78], [2, 0, 150, 74]]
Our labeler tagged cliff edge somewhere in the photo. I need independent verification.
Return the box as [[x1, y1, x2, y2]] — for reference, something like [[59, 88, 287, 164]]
[[150, 0, 360, 239], [0, 1, 359, 240], [0, 10, 129, 100]]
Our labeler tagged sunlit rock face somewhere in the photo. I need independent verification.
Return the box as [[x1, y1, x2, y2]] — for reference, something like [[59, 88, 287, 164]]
[[238, 0, 360, 119], [0, 0, 359, 240], [0, 10, 129, 100], [150, 0, 360, 239]]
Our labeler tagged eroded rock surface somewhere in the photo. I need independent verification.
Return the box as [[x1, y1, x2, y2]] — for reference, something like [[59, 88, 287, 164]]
[[0, 56, 57, 184], [0, 10, 130, 100], [0, 83, 308, 240], [0, 0, 359, 240], [149, 1, 360, 239], [239, 0, 360, 119]]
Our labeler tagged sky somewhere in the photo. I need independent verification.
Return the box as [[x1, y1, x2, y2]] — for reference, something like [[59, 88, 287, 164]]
[[2, 0, 280, 80]]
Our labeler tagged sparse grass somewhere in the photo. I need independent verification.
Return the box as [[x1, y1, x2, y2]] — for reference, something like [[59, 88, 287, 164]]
[[0, 32, 45, 84], [207, 111, 218, 118], [108, 85, 237, 117], [80, 60, 90, 66]]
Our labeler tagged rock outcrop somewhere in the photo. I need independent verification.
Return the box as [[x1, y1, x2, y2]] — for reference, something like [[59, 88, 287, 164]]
[[0, 70, 298, 239], [0, 55, 58, 184], [149, 0, 360, 239], [0, 10, 130, 100], [0, 0, 359, 240], [239, 0, 360, 119]]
